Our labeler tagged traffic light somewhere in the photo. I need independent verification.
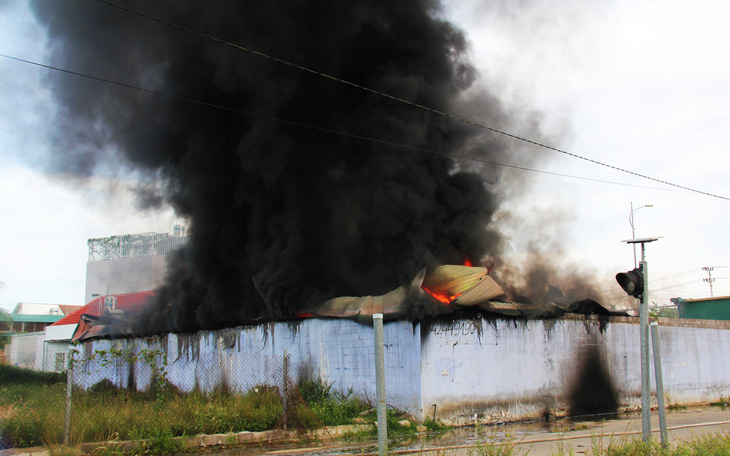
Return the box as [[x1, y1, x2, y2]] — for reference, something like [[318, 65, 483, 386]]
[[616, 266, 644, 298]]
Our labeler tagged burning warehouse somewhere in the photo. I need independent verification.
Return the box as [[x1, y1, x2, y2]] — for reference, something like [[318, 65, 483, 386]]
[[30, 0, 730, 426], [71, 262, 620, 341], [32, 0, 579, 335]]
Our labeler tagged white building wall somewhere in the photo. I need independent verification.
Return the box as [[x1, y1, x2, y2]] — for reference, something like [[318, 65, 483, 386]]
[[45, 324, 76, 342], [9, 329, 73, 372], [12, 303, 63, 315]]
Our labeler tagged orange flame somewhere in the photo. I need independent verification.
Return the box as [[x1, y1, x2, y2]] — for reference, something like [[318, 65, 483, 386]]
[[463, 258, 473, 267], [422, 286, 463, 304]]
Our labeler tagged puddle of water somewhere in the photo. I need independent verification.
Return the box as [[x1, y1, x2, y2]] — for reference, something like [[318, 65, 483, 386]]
[[379, 411, 648, 454]]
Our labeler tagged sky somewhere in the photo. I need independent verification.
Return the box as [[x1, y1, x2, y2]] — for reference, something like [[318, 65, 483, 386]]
[[1, 0, 729, 313]]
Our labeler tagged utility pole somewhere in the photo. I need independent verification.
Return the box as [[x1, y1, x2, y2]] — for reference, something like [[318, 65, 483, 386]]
[[703, 266, 715, 297]]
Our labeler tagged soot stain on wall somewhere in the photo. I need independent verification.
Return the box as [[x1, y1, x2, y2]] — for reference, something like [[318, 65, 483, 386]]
[[567, 342, 619, 418]]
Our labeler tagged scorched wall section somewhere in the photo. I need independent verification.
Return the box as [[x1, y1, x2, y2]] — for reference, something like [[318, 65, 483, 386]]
[[419, 318, 615, 424], [420, 316, 730, 425]]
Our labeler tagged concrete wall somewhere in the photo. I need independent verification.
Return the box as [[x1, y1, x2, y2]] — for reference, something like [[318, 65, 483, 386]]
[[74, 318, 422, 415], [72, 315, 730, 424], [421, 318, 626, 424], [84, 256, 168, 304], [421, 316, 730, 425]]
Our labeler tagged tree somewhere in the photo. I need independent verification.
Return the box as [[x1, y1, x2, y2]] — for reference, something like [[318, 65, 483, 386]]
[[649, 304, 678, 318], [0, 309, 11, 351]]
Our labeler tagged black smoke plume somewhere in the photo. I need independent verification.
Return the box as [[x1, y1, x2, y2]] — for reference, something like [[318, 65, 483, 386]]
[[32, 0, 551, 332]]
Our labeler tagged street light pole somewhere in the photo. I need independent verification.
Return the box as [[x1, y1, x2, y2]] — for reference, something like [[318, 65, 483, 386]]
[[639, 243, 651, 443], [629, 203, 653, 267], [622, 236, 661, 444]]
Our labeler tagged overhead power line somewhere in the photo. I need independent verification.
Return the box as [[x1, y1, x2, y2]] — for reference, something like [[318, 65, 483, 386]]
[[88, 0, 730, 201], [0, 52, 668, 191]]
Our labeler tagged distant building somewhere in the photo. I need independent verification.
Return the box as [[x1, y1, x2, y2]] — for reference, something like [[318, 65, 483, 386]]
[[671, 296, 730, 321], [8, 226, 187, 371], [6, 302, 79, 334], [5, 303, 79, 369], [50, 291, 155, 342], [84, 227, 188, 303]]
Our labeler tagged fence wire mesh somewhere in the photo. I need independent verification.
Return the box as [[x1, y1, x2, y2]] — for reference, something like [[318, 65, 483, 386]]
[[64, 340, 331, 445]]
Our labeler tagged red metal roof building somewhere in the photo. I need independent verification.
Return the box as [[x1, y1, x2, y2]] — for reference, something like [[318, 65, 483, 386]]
[[51, 290, 155, 327]]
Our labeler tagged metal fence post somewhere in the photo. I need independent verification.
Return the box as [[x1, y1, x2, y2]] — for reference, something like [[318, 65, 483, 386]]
[[651, 321, 668, 447], [63, 347, 74, 445], [282, 350, 288, 431], [374, 313, 387, 456], [639, 257, 651, 443]]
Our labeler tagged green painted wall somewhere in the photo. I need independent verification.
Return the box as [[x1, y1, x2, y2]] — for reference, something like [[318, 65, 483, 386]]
[[680, 298, 730, 321]]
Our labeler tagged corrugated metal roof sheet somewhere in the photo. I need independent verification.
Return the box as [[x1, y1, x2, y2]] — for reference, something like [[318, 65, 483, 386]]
[[317, 269, 425, 320], [314, 265, 508, 321], [421, 265, 488, 299], [679, 297, 730, 321], [311, 264, 619, 322]]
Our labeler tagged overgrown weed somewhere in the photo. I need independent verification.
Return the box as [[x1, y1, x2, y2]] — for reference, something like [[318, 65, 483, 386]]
[[297, 377, 370, 426], [1, 366, 376, 448]]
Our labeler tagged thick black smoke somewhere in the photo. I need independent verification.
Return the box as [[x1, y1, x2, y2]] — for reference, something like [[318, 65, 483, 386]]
[[32, 0, 548, 332]]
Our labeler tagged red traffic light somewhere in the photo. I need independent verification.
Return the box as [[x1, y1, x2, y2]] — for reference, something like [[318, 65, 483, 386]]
[[616, 267, 644, 298]]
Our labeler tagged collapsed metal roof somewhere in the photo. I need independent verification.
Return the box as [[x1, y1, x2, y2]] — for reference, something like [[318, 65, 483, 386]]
[[70, 265, 623, 341], [315, 265, 508, 321], [311, 265, 619, 322]]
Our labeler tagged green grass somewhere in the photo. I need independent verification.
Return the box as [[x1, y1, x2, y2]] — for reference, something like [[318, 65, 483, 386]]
[[0, 382, 68, 447], [1, 382, 285, 447], [75, 385, 284, 442], [296, 378, 371, 426], [0, 366, 375, 449]]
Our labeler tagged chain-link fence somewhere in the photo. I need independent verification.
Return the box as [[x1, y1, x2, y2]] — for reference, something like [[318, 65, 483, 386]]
[[62, 338, 337, 445]]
